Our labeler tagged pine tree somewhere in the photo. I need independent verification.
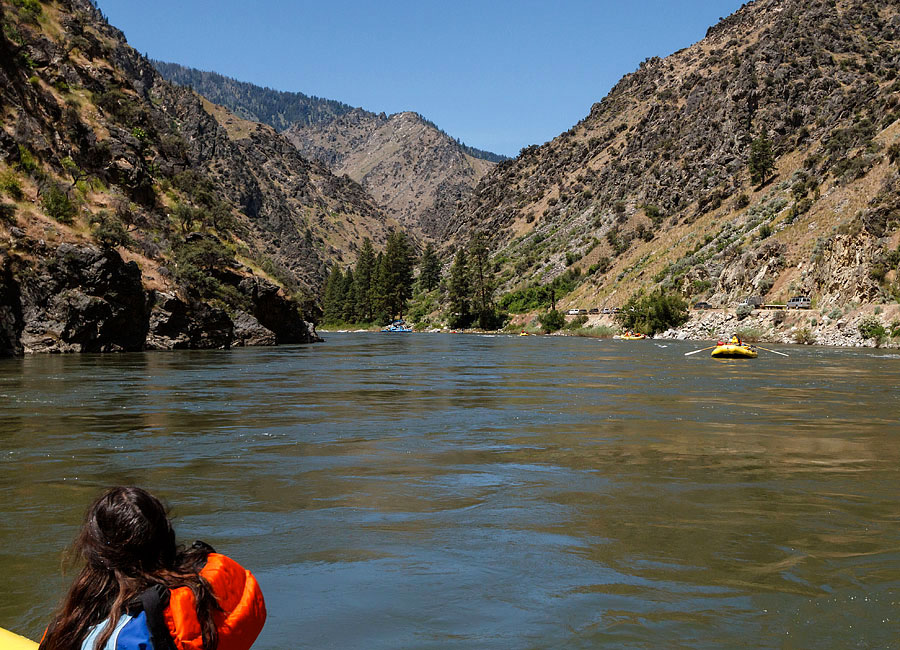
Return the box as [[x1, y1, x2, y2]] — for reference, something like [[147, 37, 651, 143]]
[[447, 247, 471, 328], [373, 251, 389, 323], [468, 232, 495, 328], [749, 127, 775, 186], [341, 267, 356, 322], [381, 231, 415, 319], [418, 242, 441, 292], [353, 238, 377, 322], [322, 266, 345, 324]]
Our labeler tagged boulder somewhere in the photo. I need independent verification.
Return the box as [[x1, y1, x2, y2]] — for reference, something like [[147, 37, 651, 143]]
[[238, 276, 321, 343], [146, 291, 233, 350], [232, 310, 276, 347]]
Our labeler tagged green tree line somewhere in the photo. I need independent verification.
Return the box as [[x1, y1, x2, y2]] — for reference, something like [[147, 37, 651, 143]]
[[321, 232, 418, 325]]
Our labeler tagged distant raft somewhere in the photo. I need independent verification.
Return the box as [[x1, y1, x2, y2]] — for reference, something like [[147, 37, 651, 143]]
[[710, 342, 758, 358], [613, 333, 647, 340], [381, 319, 412, 332], [0, 627, 38, 650]]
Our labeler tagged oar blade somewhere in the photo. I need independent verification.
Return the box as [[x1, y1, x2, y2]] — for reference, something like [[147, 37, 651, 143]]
[[757, 345, 789, 357]]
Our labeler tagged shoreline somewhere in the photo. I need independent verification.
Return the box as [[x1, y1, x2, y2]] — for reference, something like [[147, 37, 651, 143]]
[[319, 304, 900, 349]]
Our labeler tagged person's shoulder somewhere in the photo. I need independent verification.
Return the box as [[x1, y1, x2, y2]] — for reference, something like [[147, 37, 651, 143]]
[[80, 613, 154, 650]]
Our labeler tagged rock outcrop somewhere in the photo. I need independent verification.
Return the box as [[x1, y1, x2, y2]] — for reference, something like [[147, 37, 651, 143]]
[[0, 241, 321, 356], [18, 244, 149, 354]]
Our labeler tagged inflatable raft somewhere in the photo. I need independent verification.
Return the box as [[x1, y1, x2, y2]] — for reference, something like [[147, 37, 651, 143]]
[[711, 343, 758, 358], [0, 627, 38, 650], [613, 333, 647, 340]]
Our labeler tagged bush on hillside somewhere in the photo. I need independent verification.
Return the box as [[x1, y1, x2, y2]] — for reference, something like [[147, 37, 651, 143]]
[[615, 289, 689, 336], [858, 316, 887, 343], [538, 309, 566, 333], [41, 183, 76, 224], [0, 202, 16, 223], [90, 210, 131, 249]]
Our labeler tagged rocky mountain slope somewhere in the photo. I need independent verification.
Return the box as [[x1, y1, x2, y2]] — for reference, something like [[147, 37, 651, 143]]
[[285, 110, 494, 239], [153, 62, 501, 240], [453, 0, 900, 337], [0, 0, 395, 354]]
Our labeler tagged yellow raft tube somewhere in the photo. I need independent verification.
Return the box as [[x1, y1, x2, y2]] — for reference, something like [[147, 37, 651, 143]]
[[0, 627, 38, 650], [710, 343, 758, 358]]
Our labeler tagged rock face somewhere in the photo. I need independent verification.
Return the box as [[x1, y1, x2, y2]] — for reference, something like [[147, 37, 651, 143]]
[[0, 252, 23, 356], [18, 244, 149, 354], [285, 110, 494, 239], [0, 243, 320, 356]]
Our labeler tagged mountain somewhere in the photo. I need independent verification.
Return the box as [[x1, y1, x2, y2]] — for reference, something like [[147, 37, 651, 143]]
[[285, 109, 495, 239], [153, 62, 503, 239], [152, 61, 357, 131], [452, 0, 900, 339], [0, 0, 395, 354]]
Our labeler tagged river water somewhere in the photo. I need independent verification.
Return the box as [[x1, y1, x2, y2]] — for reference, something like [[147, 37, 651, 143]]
[[1, 333, 899, 648]]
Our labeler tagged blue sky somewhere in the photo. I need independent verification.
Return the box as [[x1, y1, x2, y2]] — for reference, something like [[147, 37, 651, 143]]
[[97, 1, 746, 157]]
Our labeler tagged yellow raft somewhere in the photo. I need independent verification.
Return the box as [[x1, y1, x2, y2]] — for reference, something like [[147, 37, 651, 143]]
[[613, 333, 647, 340], [711, 343, 758, 358], [0, 627, 38, 650]]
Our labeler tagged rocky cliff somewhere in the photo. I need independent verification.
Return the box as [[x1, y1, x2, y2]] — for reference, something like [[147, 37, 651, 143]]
[[452, 0, 900, 327], [0, 0, 393, 354]]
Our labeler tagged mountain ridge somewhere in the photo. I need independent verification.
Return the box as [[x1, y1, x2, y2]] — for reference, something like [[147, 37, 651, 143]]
[[450, 0, 899, 342]]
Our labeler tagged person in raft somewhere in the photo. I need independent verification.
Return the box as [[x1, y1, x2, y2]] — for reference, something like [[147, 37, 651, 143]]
[[39, 486, 266, 650]]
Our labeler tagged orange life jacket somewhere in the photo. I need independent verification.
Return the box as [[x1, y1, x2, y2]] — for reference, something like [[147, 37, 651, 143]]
[[164, 553, 266, 650]]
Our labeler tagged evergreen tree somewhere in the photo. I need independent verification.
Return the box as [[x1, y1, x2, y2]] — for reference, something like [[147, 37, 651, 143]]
[[373, 251, 390, 323], [468, 232, 495, 328], [380, 231, 416, 319], [322, 266, 345, 324], [749, 127, 775, 186], [447, 247, 472, 328], [353, 238, 377, 322], [418, 242, 441, 292], [341, 267, 356, 322]]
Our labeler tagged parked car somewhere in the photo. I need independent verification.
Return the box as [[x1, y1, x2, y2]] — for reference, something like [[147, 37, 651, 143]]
[[577, 309, 588, 315], [738, 295, 763, 307], [588, 308, 599, 315], [786, 295, 811, 309], [601, 307, 611, 314], [693, 301, 712, 310], [566, 308, 580, 315]]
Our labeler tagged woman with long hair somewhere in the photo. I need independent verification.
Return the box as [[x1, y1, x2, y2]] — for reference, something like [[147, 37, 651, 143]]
[[39, 486, 266, 650]]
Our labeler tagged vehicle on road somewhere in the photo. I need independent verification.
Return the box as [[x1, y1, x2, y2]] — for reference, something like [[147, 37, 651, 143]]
[[786, 295, 811, 309]]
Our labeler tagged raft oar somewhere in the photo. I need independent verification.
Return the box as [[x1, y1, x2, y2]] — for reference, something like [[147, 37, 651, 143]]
[[756, 345, 789, 357], [684, 345, 717, 356]]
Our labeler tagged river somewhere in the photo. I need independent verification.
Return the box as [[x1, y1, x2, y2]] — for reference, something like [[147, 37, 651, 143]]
[[1, 333, 899, 648]]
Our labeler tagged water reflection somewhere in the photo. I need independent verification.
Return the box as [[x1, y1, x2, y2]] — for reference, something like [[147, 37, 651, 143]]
[[1, 335, 899, 648]]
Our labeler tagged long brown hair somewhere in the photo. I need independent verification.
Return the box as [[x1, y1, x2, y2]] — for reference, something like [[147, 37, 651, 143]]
[[40, 487, 219, 650]]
